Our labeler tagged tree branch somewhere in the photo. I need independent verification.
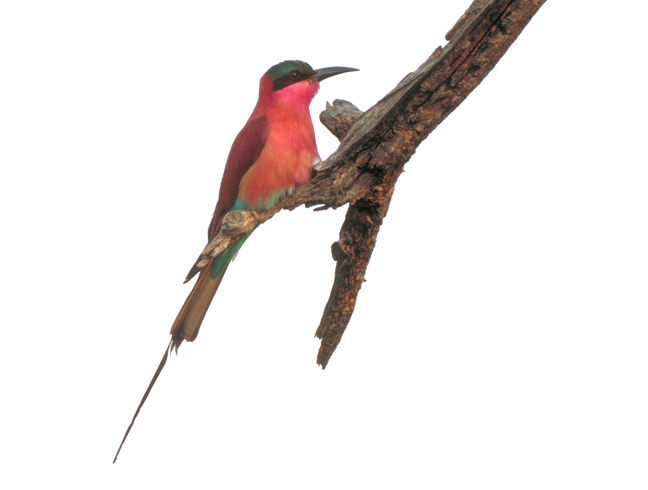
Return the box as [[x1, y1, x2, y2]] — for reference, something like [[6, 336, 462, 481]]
[[190, 0, 546, 367]]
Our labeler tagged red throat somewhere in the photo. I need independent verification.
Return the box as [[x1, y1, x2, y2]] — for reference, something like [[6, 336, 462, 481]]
[[235, 73, 321, 209], [252, 75, 320, 117]]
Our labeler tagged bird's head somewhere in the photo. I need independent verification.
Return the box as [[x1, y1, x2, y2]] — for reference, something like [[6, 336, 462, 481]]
[[259, 60, 357, 109]]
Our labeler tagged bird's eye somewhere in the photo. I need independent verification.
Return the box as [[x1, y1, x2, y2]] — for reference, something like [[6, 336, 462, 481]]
[[290, 71, 300, 79]]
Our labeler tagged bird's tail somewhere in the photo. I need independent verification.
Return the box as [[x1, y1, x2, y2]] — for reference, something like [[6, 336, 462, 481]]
[[113, 234, 250, 462], [169, 265, 227, 352], [170, 231, 251, 351], [112, 267, 226, 463]]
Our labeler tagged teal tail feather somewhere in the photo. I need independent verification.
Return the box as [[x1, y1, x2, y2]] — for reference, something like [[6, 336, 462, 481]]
[[211, 232, 251, 279]]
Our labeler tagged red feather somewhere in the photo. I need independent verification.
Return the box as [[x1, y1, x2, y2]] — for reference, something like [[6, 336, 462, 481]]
[[208, 115, 268, 240]]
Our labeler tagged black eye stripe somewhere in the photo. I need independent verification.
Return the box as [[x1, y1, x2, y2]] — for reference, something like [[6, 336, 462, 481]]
[[272, 70, 312, 91]]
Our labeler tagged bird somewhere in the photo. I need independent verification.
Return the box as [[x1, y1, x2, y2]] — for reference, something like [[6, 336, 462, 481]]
[[113, 60, 357, 462]]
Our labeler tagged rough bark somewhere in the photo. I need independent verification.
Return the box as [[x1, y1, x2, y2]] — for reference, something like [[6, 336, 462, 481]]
[[189, 0, 547, 367]]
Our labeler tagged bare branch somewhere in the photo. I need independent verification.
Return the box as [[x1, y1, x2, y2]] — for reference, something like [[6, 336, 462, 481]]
[[187, 0, 547, 367]]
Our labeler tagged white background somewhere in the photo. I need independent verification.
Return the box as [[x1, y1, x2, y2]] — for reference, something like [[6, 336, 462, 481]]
[[1, 1, 647, 488]]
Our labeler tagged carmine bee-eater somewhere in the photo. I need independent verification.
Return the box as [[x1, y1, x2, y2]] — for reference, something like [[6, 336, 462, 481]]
[[113, 60, 357, 462]]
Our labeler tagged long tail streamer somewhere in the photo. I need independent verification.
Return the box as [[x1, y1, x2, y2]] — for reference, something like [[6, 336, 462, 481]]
[[113, 340, 173, 463]]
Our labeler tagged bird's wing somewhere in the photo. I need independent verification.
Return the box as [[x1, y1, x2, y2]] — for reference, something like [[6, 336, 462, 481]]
[[183, 115, 268, 283], [208, 115, 268, 240]]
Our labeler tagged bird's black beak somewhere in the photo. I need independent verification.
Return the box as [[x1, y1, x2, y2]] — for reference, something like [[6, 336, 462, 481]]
[[311, 66, 359, 82]]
